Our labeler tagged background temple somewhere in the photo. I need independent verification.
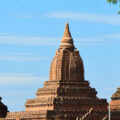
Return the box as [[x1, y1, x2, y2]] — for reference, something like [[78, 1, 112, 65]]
[[110, 87, 120, 111], [3, 23, 120, 120], [0, 97, 8, 118]]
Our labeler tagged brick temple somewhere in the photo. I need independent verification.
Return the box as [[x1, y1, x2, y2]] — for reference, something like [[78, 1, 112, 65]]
[[111, 87, 120, 111], [3, 23, 120, 120]]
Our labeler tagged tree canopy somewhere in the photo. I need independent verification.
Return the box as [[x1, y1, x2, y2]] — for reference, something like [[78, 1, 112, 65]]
[[107, 0, 118, 4], [107, 0, 120, 14]]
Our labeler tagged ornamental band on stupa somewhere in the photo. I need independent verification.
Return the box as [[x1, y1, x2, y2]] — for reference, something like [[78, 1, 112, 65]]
[[4, 23, 120, 120]]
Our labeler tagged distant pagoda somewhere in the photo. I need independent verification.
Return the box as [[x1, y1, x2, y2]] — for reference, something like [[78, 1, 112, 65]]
[[5, 23, 108, 120], [110, 87, 120, 111], [0, 97, 8, 118]]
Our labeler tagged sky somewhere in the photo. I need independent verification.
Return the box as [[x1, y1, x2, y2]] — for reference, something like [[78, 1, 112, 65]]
[[0, 0, 120, 112]]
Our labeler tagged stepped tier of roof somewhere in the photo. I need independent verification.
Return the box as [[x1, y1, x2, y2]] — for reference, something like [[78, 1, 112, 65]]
[[110, 87, 120, 111]]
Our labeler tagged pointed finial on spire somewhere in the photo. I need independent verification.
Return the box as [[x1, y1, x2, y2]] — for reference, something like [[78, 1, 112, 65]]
[[63, 23, 72, 38], [60, 23, 74, 49]]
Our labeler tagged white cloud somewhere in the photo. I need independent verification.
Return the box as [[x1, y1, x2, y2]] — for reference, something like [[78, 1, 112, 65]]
[[0, 53, 48, 62], [0, 90, 34, 97], [103, 88, 116, 92], [75, 32, 120, 45], [46, 11, 120, 25], [103, 33, 120, 39], [0, 73, 48, 86], [15, 14, 43, 19], [0, 32, 9, 36], [15, 11, 120, 25], [0, 35, 59, 46], [0, 32, 120, 47]]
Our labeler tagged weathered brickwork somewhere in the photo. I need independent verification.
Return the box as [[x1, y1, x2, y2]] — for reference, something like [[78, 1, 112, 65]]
[[110, 87, 120, 111], [4, 23, 120, 120]]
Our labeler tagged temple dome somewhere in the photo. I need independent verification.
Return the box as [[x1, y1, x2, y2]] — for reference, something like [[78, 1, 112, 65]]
[[49, 23, 84, 81]]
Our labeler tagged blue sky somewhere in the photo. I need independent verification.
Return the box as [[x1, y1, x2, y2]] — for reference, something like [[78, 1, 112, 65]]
[[0, 0, 120, 111]]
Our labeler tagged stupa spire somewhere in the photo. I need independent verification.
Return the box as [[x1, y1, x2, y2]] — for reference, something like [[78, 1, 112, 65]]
[[60, 23, 74, 49], [63, 22, 72, 38]]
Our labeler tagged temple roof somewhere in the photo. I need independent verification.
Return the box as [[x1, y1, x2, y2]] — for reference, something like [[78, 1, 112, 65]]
[[49, 23, 84, 81], [111, 87, 120, 100], [110, 87, 120, 111]]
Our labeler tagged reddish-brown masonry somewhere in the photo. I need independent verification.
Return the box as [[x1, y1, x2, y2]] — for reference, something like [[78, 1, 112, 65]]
[[4, 23, 120, 120]]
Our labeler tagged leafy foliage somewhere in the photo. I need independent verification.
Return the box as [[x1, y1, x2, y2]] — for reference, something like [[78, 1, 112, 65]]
[[107, 0, 118, 4], [107, 0, 120, 14]]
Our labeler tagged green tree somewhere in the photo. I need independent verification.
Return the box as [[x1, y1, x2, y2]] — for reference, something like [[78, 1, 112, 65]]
[[107, 0, 118, 4], [107, 0, 120, 14]]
